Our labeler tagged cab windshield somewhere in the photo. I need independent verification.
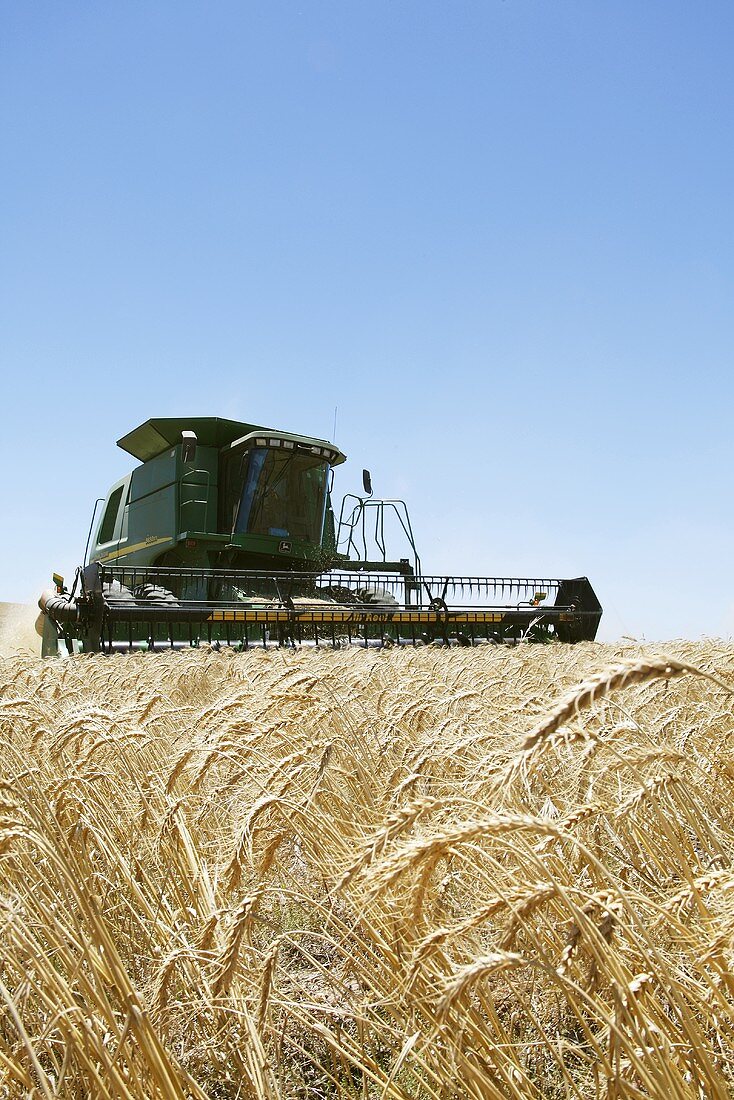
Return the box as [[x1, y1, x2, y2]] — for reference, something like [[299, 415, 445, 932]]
[[232, 447, 329, 544]]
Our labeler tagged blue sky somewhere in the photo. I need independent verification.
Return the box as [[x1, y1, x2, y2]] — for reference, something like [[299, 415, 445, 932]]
[[2, 1, 732, 640]]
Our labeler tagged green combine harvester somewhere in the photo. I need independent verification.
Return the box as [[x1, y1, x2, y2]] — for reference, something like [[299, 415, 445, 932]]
[[38, 417, 602, 655]]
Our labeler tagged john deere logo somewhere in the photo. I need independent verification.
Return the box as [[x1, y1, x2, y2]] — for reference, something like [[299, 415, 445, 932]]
[[278, 541, 292, 553]]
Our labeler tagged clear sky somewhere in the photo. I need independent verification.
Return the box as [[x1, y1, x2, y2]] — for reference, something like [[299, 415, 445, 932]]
[[2, 1, 732, 641]]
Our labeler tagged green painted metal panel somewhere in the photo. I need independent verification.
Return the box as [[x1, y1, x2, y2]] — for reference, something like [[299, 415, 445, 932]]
[[129, 450, 177, 503], [178, 446, 219, 535], [127, 489, 176, 547]]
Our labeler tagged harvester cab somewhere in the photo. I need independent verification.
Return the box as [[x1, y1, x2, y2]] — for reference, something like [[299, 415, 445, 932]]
[[38, 416, 602, 655], [86, 417, 346, 575]]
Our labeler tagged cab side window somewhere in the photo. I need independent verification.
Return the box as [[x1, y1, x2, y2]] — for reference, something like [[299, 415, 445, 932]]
[[98, 486, 124, 544]]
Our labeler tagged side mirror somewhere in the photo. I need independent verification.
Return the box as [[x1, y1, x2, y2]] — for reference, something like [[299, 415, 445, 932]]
[[362, 469, 373, 496], [181, 430, 197, 465]]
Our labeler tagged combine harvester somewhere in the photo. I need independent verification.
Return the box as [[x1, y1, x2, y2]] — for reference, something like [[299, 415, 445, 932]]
[[38, 417, 601, 655]]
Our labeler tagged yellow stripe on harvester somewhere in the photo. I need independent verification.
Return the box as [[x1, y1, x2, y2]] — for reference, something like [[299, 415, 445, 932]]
[[97, 536, 172, 563], [207, 609, 509, 625]]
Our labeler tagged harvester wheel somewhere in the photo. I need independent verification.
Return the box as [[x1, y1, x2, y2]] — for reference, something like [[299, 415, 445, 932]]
[[356, 587, 399, 608], [102, 580, 136, 603], [319, 585, 359, 605], [132, 584, 179, 605]]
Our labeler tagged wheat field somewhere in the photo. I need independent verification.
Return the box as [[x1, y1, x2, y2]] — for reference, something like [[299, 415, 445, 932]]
[[1, 639, 734, 1098]]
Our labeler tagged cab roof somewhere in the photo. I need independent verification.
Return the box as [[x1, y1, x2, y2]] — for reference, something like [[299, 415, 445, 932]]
[[117, 417, 346, 464], [227, 429, 345, 466]]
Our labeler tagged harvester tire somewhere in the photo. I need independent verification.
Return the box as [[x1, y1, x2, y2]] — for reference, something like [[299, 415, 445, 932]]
[[319, 585, 359, 605], [133, 584, 179, 605], [102, 580, 136, 604], [356, 587, 399, 608]]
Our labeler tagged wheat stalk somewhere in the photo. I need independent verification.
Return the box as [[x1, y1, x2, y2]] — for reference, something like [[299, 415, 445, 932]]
[[1, 640, 734, 1097]]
